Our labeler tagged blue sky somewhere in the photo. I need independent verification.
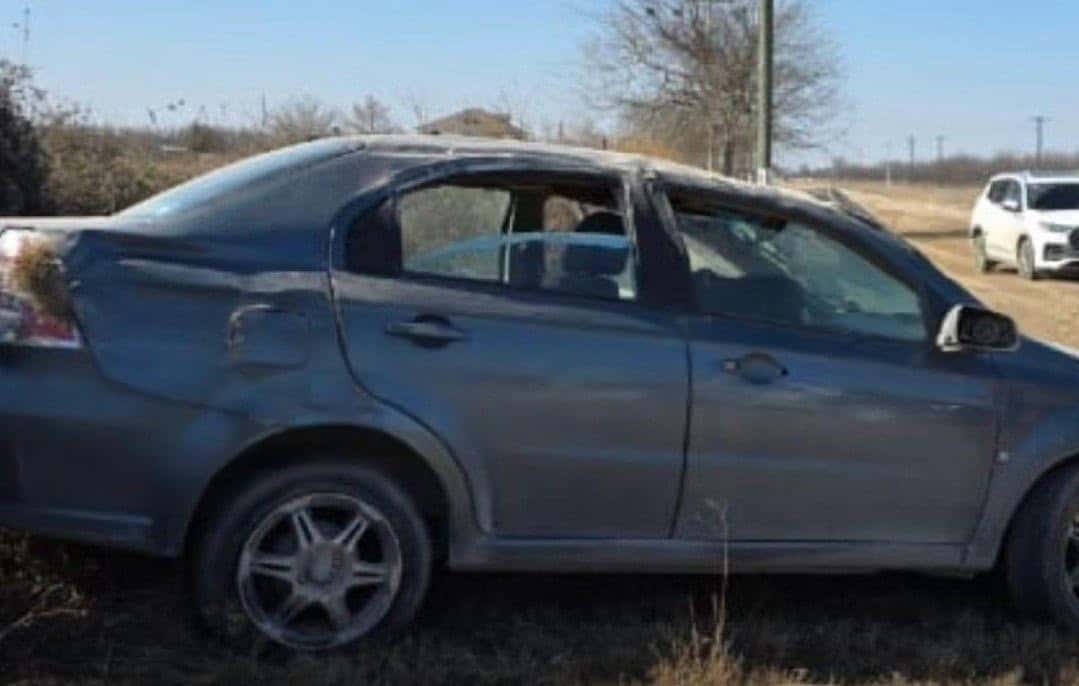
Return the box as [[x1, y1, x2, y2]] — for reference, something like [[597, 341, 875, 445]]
[[3, 1, 1079, 167]]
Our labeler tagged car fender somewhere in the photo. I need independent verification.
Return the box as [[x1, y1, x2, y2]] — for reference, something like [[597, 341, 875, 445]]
[[967, 355, 1079, 568]]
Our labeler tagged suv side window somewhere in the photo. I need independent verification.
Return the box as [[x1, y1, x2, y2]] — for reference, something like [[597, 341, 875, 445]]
[[1003, 180, 1023, 208], [348, 174, 638, 302], [669, 198, 926, 342], [987, 181, 1006, 204]]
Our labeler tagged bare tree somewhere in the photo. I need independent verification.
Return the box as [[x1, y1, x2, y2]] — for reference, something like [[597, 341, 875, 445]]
[[580, 0, 842, 174], [492, 82, 536, 138], [268, 96, 338, 144], [400, 90, 432, 130], [345, 95, 399, 134]]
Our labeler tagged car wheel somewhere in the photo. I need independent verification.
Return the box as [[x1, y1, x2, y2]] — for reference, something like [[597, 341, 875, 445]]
[[973, 234, 995, 273], [1006, 463, 1079, 629], [191, 462, 432, 651], [1018, 238, 1039, 280]]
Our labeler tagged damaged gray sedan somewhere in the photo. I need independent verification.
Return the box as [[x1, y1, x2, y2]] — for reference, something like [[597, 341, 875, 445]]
[[2, 136, 1079, 650]]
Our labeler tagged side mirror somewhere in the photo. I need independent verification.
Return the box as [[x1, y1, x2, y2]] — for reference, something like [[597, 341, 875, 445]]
[[1001, 198, 1021, 212], [936, 304, 1019, 353]]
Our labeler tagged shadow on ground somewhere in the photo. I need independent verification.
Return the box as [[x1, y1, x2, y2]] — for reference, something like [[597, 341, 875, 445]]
[[1, 531, 1077, 685]]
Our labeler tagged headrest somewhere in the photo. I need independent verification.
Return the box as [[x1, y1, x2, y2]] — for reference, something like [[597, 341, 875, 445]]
[[574, 211, 625, 236]]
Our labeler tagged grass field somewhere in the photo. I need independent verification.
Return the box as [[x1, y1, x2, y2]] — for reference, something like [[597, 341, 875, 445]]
[[3, 182, 1079, 685]]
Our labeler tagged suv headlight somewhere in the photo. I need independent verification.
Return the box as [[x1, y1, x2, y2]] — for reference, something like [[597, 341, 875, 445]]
[[1040, 221, 1075, 233]]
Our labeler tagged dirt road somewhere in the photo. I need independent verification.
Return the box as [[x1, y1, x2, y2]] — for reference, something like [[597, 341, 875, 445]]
[[840, 182, 1079, 348]]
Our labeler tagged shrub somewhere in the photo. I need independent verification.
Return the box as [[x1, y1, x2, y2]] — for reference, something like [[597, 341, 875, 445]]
[[183, 122, 229, 153], [0, 61, 49, 215]]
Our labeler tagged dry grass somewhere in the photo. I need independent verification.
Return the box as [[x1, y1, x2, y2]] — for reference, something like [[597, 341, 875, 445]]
[[2, 528, 1079, 685], [8, 236, 72, 320]]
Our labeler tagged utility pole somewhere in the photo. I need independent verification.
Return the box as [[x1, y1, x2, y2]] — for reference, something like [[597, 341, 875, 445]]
[[885, 142, 893, 187], [755, 0, 774, 185], [907, 135, 916, 182], [935, 135, 945, 165], [1032, 115, 1048, 168]]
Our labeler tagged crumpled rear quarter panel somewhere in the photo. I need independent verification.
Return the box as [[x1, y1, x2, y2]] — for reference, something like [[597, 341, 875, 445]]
[[0, 153, 393, 554]]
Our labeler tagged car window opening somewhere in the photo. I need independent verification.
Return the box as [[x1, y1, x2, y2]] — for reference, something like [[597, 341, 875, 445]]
[[668, 193, 926, 342], [349, 174, 638, 303]]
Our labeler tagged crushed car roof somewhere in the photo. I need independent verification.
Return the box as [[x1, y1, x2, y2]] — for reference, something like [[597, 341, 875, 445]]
[[343, 134, 835, 210]]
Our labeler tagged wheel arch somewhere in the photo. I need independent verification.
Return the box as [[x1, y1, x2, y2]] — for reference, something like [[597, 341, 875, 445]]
[[974, 450, 1079, 570], [181, 422, 469, 562]]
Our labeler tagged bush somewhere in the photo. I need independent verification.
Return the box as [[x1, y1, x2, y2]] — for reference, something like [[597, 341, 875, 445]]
[[42, 121, 165, 215], [0, 61, 49, 215], [183, 123, 229, 153]]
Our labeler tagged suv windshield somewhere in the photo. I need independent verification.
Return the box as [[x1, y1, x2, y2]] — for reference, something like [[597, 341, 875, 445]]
[[118, 139, 359, 218], [1027, 183, 1079, 211]]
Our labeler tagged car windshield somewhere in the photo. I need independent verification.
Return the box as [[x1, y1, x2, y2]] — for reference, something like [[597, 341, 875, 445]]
[[1027, 183, 1079, 211], [118, 139, 358, 218]]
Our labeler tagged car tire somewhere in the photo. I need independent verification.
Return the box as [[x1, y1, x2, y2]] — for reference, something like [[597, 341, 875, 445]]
[[1018, 238, 1039, 280], [1005, 463, 1079, 629], [973, 233, 995, 273], [190, 461, 432, 651]]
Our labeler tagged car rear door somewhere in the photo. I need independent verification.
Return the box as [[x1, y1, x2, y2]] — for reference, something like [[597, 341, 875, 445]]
[[660, 187, 999, 544], [330, 164, 689, 539]]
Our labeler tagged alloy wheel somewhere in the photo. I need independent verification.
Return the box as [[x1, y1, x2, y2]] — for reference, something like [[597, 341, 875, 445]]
[[1066, 516, 1079, 599], [236, 492, 403, 650]]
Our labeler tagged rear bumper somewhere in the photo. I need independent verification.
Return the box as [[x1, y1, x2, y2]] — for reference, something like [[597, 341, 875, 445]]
[[0, 346, 255, 556]]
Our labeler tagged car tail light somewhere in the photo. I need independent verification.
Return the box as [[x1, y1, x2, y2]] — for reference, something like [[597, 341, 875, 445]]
[[0, 230, 81, 349]]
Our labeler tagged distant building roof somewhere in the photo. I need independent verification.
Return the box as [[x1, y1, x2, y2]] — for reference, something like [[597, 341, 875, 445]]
[[418, 108, 527, 140]]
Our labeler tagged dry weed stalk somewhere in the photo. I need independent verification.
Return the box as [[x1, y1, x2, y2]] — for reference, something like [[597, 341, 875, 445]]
[[9, 236, 72, 320]]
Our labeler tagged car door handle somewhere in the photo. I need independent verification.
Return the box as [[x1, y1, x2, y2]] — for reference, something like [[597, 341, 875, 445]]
[[722, 353, 788, 384], [385, 317, 466, 344]]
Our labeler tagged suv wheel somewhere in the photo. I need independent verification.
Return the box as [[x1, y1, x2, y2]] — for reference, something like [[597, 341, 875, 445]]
[[973, 233, 995, 273], [1018, 237, 1039, 280], [1006, 463, 1079, 630], [191, 462, 432, 650]]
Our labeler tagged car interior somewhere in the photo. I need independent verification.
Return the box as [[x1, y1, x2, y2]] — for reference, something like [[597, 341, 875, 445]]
[[379, 174, 639, 302]]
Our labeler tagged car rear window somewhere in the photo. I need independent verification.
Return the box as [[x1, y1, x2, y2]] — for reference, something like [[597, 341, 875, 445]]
[[118, 139, 360, 219]]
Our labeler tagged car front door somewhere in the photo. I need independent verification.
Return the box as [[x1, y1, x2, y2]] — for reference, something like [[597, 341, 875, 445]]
[[662, 188, 999, 543], [998, 179, 1027, 262], [330, 165, 689, 539], [982, 181, 1011, 260]]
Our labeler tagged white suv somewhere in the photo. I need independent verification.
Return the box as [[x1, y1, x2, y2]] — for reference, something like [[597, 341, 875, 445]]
[[970, 172, 1079, 279]]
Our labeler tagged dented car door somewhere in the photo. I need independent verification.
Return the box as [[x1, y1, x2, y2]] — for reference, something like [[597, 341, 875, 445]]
[[330, 165, 690, 538]]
